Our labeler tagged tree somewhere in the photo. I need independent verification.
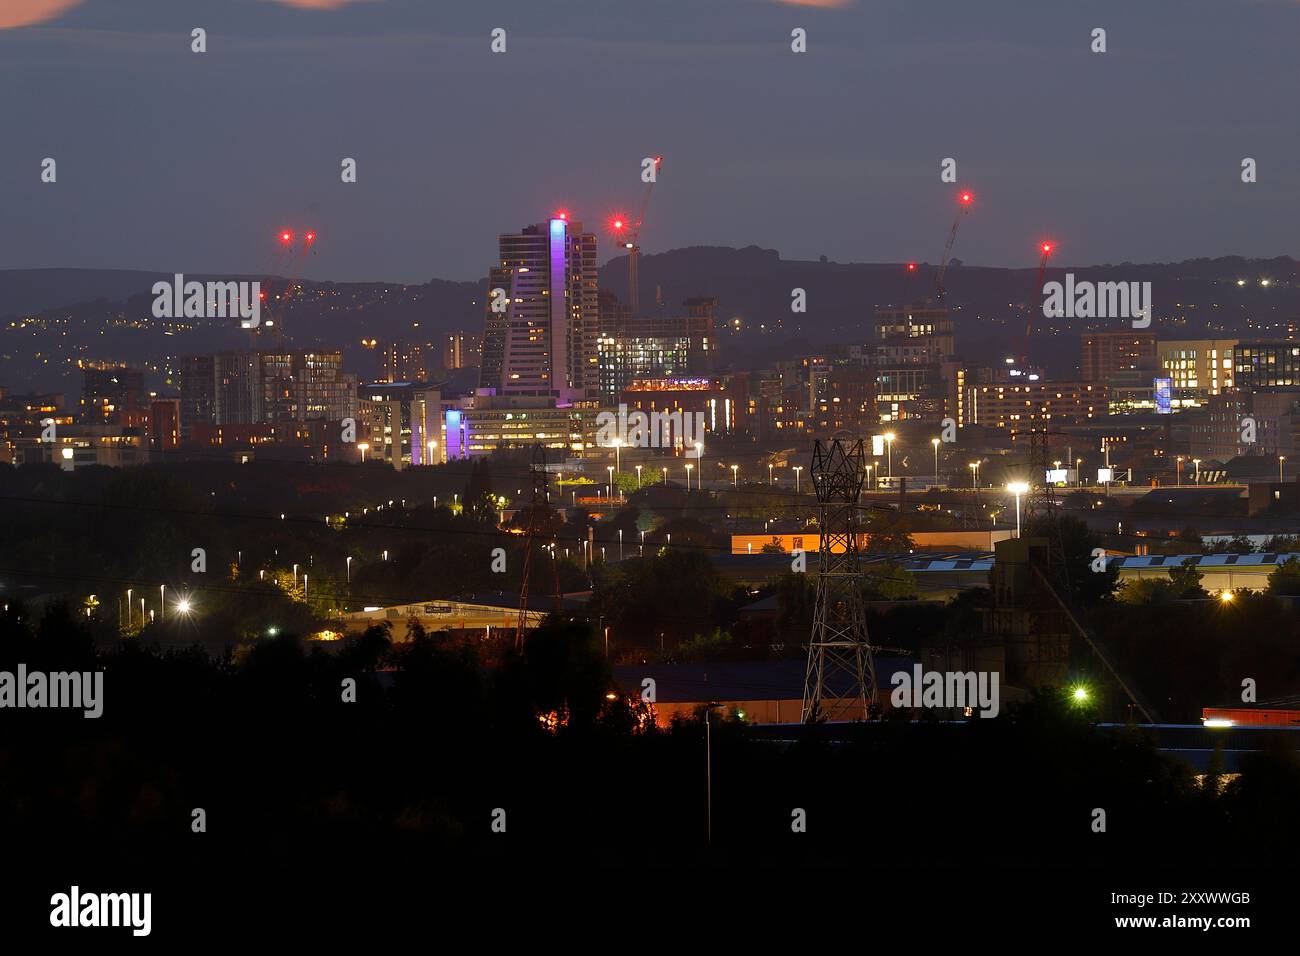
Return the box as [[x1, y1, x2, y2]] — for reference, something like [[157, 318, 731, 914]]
[[1168, 558, 1208, 600], [864, 562, 918, 600], [1268, 557, 1300, 596], [1026, 514, 1118, 605]]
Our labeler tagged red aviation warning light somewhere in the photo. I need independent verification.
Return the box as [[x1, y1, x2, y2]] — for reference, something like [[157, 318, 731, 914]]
[[906, 262, 917, 272], [280, 230, 293, 243], [555, 210, 568, 221], [1041, 242, 1054, 254], [959, 191, 973, 205], [305, 231, 317, 243]]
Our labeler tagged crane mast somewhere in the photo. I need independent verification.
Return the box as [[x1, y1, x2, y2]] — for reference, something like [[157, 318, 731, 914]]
[[934, 190, 973, 303], [623, 156, 662, 315], [1021, 241, 1054, 369]]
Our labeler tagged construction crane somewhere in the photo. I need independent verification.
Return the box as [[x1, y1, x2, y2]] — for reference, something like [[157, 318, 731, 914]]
[[1020, 241, 1054, 369], [612, 156, 662, 316], [259, 229, 317, 346], [934, 189, 973, 304]]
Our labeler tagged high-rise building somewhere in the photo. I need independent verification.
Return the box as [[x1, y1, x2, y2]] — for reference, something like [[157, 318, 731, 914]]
[[180, 355, 215, 433], [382, 341, 427, 383], [596, 291, 717, 397], [479, 217, 599, 400], [1156, 338, 1236, 409], [182, 349, 358, 428], [443, 331, 481, 371], [1081, 331, 1157, 383], [1232, 340, 1299, 390], [81, 364, 145, 424], [358, 382, 443, 470], [871, 307, 955, 421]]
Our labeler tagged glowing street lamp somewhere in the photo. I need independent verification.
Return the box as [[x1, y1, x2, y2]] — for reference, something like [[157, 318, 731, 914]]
[[1176, 455, 1183, 487], [884, 432, 896, 478], [427, 439, 437, 465], [685, 463, 694, 489], [1193, 458, 1202, 484], [931, 437, 940, 481], [358, 442, 370, 463], [176, 597, 193, 616], [1007, 481, 1030, 538], [346, 556, 352, 583], [731, 464, 738, 487], [159, 584, 166, 623], [768, 463, 774, 486], [793, 465, 803, 493], [1281, 455, 1286, 483], [969, 461, 980, 496], [636, 464, 642, 488]]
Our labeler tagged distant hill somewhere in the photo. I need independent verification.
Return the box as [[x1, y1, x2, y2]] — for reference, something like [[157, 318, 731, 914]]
[[3, 251, 1299, 393]]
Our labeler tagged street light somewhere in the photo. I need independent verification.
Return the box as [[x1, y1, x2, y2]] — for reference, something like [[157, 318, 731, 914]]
[[793, 465, 803, 493], [884, 432, 896, 478], [865, 464, 873, 490], [635, 464, 642, 488], [1076, 457, 1083, 488], [358, 442, 369, 463], [969, 461, 980, 497], [768, 463, 773, 486], [661, 466, 667, 486], [1176, 455, 1183, 487], [346, 556, 352, 583], [1193, 458, 1202, 484], [159, 584, 166, 623], [685, 463, 694, 489], [931, 438, 940, 482], [126, 588, 132, 628], [731, 464, 738, 488], [427, 439, 437, 465], [607, 465, 615, 499], [1281, 455, 1286, 483], [1007, 481, 1030, 538]]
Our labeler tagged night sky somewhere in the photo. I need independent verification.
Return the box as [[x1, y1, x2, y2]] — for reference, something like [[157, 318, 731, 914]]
[[2, 0, 1298, 283]]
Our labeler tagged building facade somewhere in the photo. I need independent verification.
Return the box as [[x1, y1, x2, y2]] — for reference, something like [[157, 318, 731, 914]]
[[479, 217, 599, 400]]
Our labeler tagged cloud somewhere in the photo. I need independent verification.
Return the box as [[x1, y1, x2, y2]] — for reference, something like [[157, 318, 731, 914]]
[[263, 0, 379, 8], [0, 0, 84, 29], [772, 0, 853, 7]]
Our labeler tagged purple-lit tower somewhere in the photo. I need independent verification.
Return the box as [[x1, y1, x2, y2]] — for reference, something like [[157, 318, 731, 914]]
[[478, 215, 599, 403]]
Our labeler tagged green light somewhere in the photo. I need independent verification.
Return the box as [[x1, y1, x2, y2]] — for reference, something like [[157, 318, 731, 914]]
[[1072, 686, 1089, 702]]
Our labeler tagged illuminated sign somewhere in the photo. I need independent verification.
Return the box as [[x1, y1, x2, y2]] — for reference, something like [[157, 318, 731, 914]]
[[1154, 377, 1172, 414]]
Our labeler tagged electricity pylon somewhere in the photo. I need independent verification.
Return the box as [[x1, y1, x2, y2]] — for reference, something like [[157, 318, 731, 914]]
[[801, 438, 876, 722]]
